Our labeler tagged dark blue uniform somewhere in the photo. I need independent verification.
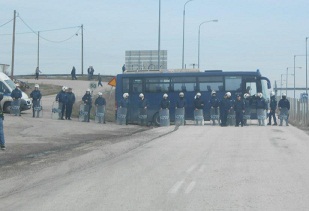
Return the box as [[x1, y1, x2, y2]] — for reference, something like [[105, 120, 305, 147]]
[[194, 97, 204, 109], [82, 93, 92, 122], [220, 97, 232, 126], [30, 89, 42, 117], [268, 96, 277, 125], [95, 96, 106, 106], [234, 98, 245, 126], [11, 88, 22, 99], [176, 97, 186, 109], [56, 90, 67, 119], [66, 91, 75, 120], [119, 98, 130, 124], [160, 98, 170, 109]]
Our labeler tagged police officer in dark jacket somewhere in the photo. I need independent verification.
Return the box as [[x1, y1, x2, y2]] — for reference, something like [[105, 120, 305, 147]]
[[256, 92, 268, 126], [65, 88, 75, 120], [160, 93, 170, 109], [95, 92, 106, 123], [193, 92, 204, 110], [0, 93, 5, 150], [209, 90, 220, 125], [220, 92, 232, 126], [56, 86, 67, 120], [268, 91, 277, 125], [278, 93, 290, 126], [82, 89, 92, 122], [119, 93, 130, 125], [11, 83, 22, 116], [234, 95, 245, 127], [176, 92, 186, 109], [30, 84, 42, 117]]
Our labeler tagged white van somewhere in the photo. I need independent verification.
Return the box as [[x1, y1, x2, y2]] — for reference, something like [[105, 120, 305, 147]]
[[0, 72, 32, 113]]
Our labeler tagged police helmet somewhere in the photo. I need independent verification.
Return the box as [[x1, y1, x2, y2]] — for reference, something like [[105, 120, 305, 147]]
[[123, 93, 129, 98], [244, 93, 250, 99], [211, 90, 216, 95], [179, 92, 184, 97], [35, 84, 39, 88], [196, 92, 201, 97], [257, 92, 263, 98], [163, 93, 168, 98], [139, 93, 144, 98], [86, 88, 91, 92], [270, 91, 275, 96], [226, 92, 231, 97], [15, 83, 20, 87], [98, 92, 102, 96], [62, 86, 67, 91], [282, 93, 287, 97]]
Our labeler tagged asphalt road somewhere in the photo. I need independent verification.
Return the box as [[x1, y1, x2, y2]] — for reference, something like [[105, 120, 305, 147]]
[[1, 122, 309, 210], [1, 79, 309, 210]]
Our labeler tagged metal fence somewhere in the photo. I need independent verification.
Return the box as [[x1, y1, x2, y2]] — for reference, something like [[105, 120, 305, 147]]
[[287, 97, 309, 127]]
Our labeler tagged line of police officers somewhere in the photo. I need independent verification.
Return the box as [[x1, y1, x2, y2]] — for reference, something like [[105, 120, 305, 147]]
[[121, 90, 290, 127]]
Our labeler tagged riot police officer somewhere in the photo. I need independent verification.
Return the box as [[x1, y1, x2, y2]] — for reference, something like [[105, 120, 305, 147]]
[[278, 93, 290, 126], [268, 91, 277, 126], [30, 84, 42, 118]]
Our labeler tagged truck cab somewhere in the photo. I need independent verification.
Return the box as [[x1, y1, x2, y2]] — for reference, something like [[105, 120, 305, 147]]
[[0, 72, 32, 113]]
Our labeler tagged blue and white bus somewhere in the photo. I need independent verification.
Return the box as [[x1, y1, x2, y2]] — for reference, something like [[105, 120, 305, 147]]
[[115, 69, 271, 125]]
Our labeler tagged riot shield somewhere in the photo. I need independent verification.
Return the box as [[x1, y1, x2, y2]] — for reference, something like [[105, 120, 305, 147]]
[[257, 108, 266, 126], [159, 109, 170, 126], [95, 105, 105, 123], [243, 107, 251, 126], [194, 109, 204, 125], [33, 100, 43, 118], [175, 108, 185, 126], [138, 108, 148, 126], [227, 108, 235, 126], [10, 99, 21, 116], [117, 107, 127, 125], [279, 108, 289, 121], [257, 109, 266, 120], [52, 101, 62, 120], [79, 104, 90, 122], [210, 107, 220, 125]]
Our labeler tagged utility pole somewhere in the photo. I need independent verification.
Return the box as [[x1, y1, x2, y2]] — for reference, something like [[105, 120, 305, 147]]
[[37, 31, 40, 68], [11, 10, 16, 79], [158, 0, 161, 70], [81, 24, 84, 75]]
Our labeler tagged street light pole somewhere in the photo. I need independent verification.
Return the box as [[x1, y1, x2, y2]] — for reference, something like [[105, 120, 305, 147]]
[[198, 19, 218, 69], [182, 0, 194, 69], [158, 0, 161, 70]]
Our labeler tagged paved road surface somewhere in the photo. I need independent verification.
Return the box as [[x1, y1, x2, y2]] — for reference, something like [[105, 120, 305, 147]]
[[1, 121, 309, 210]]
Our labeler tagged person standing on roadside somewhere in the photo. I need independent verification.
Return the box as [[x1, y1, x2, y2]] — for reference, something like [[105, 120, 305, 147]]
[[56, 86, 67, 120], [30, 84, 42, 118], [98, 73, 103, 87], [0, 93, 5, 150], [35, 67, 42, 80], [66, 88, 75, 120], [267, 91, 277, 126], [71, 66, 77, 80], [82, 89, 92, 122], [234, 95, 245, 127], [11, 83, 22, 116]]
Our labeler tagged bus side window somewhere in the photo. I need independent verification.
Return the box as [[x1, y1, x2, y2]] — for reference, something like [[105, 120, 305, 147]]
[[181, 85, 186, 92]]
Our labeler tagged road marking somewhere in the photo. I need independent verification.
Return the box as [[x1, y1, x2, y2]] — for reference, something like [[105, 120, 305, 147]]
[[168, 180, 184, 194], [185, 181, 196, 194], [186, 164, 197, 173]]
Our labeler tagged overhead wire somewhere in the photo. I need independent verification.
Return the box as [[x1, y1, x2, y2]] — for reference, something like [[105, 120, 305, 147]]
[[0, 18, 13, 28], [17, 14, 81, 43]]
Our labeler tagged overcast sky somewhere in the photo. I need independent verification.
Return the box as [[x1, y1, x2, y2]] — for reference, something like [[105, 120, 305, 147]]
[[1, 0, 309, 90]]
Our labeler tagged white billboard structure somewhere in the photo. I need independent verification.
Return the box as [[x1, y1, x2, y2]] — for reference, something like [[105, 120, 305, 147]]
[[125, 50, 167, 72]]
